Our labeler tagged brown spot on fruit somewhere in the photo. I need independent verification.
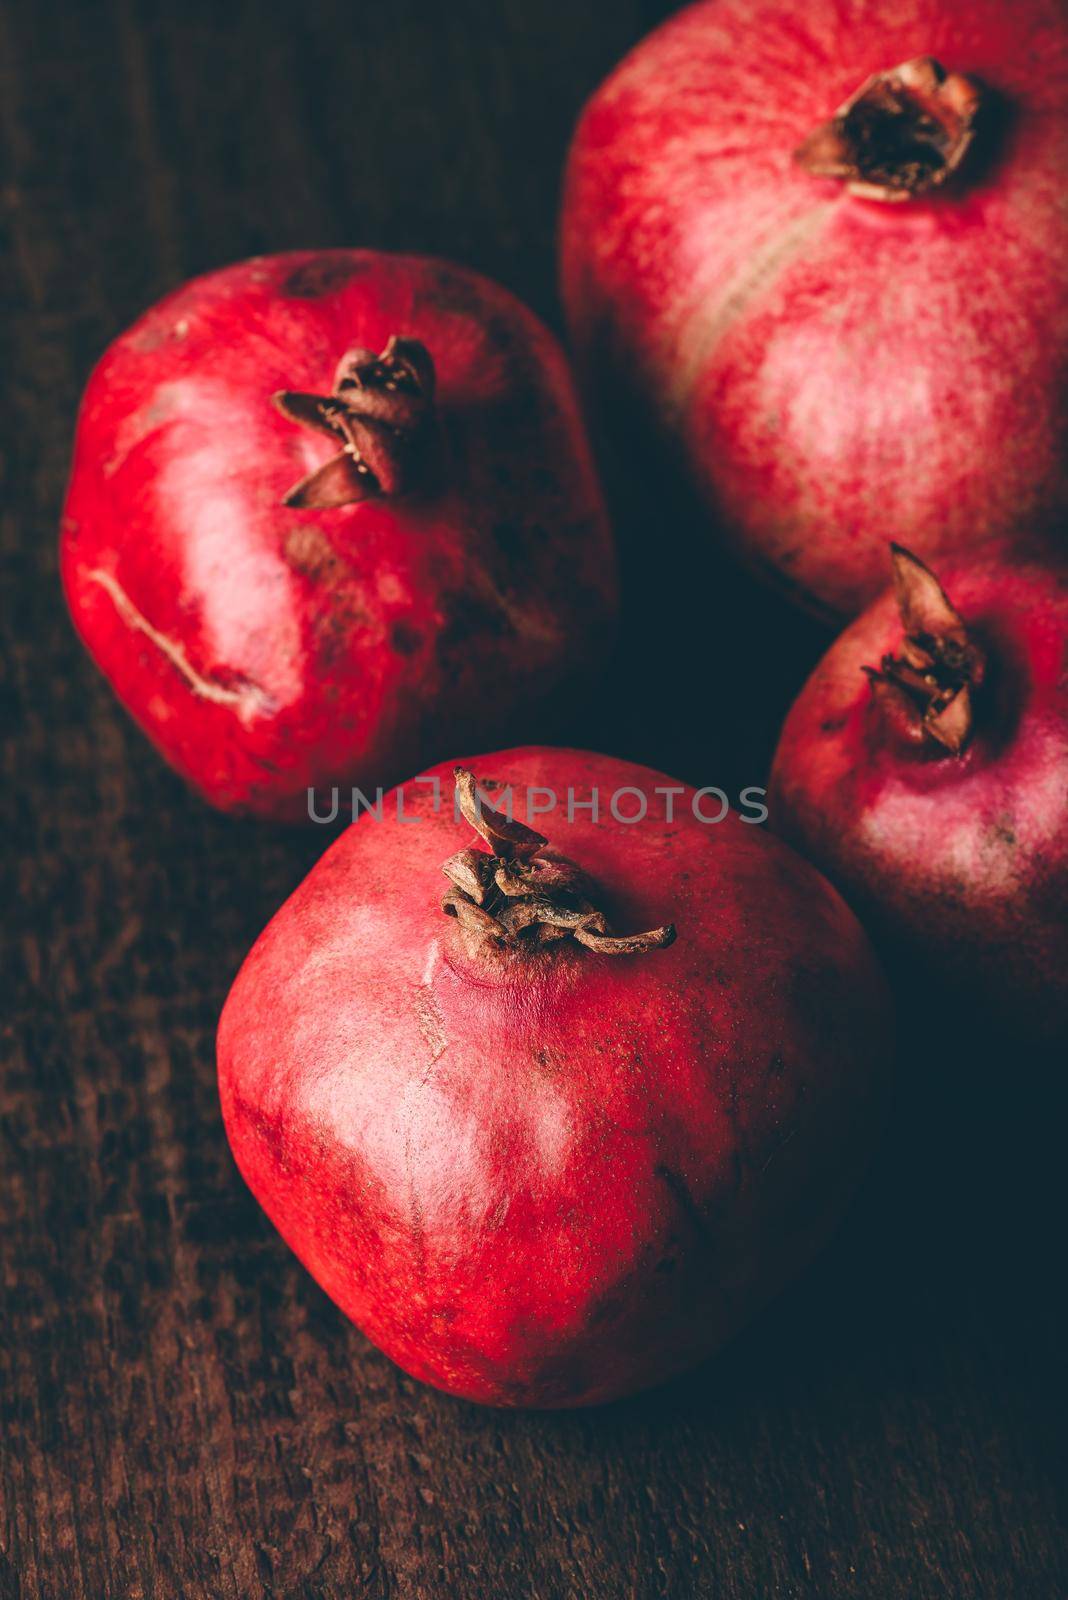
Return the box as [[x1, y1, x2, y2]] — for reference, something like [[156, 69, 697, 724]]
[[283, 526, 349, 585], [282, 257, 368, 299], [436, 592, 512, 656], [391, 621, 423, 656], [989, 814, 1017, 846]]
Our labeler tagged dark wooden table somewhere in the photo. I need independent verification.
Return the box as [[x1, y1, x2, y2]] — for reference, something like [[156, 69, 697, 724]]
[[2, 2, 1065, 1595]]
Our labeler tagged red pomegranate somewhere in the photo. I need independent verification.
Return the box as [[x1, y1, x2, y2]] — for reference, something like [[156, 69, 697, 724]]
[[217, 749, 892, 1407], [770, 546, 1068, 1036], [61, 252, 616, 820], [560, 0, 1068, 617]]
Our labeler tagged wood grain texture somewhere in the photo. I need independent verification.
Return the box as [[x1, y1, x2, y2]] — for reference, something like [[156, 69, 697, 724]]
[[1, 1, 1065, 1595]]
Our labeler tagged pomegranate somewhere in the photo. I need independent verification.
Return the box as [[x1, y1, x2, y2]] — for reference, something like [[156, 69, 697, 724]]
[[217, 749, 891, 1407], [560, 0, 1068, 617], [61, 252, 616, 820], [770, 546, 1068, 1036]]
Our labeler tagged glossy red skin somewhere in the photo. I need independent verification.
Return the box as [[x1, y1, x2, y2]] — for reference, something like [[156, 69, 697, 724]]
[[770, 558, 1068, 1035], [217, 747, 892, 1407], [560, 0, 1068, 617], [61, 253, 617, 819]]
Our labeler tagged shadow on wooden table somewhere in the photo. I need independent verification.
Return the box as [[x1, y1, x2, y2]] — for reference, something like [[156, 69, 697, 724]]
[[613, 1015, 1068, 1450]]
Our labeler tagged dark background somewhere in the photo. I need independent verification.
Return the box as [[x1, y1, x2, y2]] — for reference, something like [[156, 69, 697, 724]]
[[1, 1, 1065, 1595]]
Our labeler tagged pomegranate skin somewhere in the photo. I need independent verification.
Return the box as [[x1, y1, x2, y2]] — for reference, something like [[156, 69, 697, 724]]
[[217, 747, 892, 1408], [560, 0, 1068, 617], [769, 556, 1068, 1036], [61, 253, 617, 820]]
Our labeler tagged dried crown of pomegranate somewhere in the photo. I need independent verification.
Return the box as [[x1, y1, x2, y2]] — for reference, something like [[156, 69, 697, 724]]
[[794, 56, 983, 203], [273, 334, 435, 508], [864, 544, 986, 755], [440, 767, 676, 955]]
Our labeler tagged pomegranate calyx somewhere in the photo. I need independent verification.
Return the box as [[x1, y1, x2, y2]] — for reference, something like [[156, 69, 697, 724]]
[[273, 335, 436, 508], [794, 56, 982, 202], [865, 545, 986, 755], [441, 768, 676, 956]]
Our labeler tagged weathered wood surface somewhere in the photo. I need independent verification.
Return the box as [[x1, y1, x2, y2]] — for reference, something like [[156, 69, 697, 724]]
[[1, 1, 1065, 1594]]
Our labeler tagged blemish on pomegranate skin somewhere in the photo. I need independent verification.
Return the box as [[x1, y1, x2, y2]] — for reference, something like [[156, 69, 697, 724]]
[[587, 1293, 625, 1329], [102, 385, 186, 477], [86, 567, 273, 722], [283, 526, 349, 583], [129, 320, 179, 353], [140, 385, 184, 429], [313, 598, 373, 666], [655, 1165, 713, 1242], [987, 814, 1017, 846], [423, 264, 495, 323], [282, 258, 368, 298], [412, 984, 449, 1080], [531, 1045, 564, 1078], [391, 621, 423, 656], [239, 1097, 291, 1166], [437, 593, 512, 654]]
